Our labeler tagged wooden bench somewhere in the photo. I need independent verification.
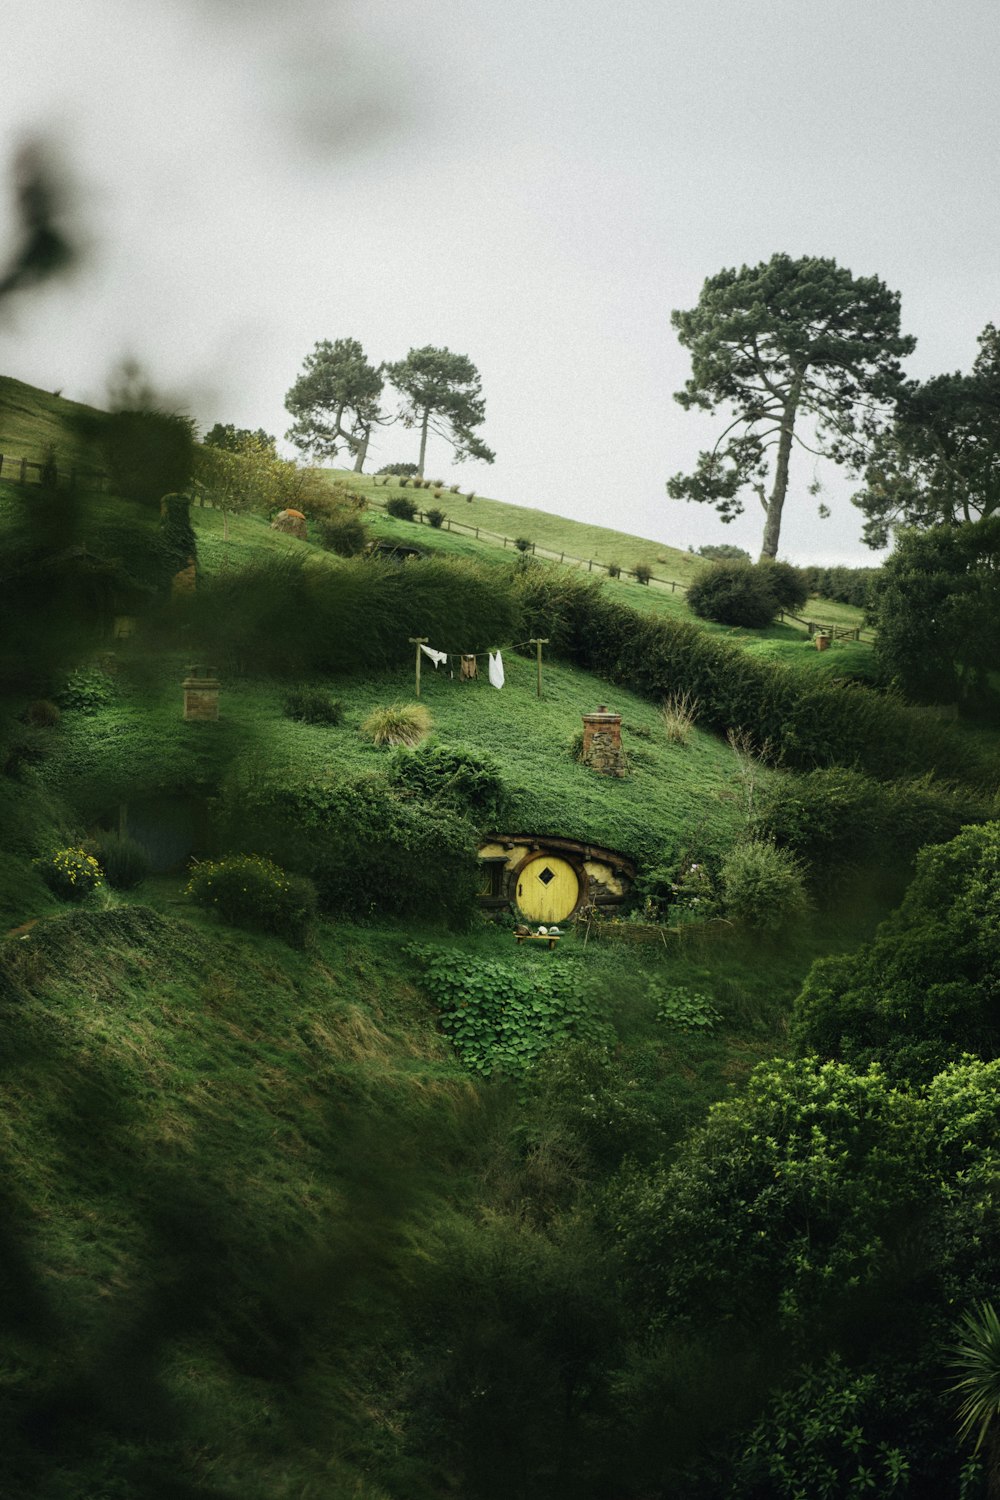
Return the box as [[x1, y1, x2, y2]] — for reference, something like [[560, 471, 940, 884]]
[[514, 932, 561, 951]]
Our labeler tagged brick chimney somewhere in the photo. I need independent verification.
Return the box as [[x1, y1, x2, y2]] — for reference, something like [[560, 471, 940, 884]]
[[581, 705, 627, 777]]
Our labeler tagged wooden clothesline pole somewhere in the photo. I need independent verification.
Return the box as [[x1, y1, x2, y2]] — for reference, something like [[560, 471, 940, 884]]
[[409, 637, 428, 698], [529, 637, 548, 699]]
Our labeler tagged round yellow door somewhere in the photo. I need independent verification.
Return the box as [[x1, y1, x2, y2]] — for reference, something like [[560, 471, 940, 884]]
[[515, 855, 580, 924]]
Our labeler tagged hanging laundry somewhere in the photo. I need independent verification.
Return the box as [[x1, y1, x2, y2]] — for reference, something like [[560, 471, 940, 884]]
[[488, 650, 505, 690], [460, 654, 478, 681], [420, 645, 448, 669]]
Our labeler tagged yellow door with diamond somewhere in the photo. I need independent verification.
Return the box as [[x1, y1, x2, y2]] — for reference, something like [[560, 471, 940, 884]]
[[516, 855, 580, 924]]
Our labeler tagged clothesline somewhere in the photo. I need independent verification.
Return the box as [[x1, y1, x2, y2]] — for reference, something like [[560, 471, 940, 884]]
[[420, 638, 537, 660]]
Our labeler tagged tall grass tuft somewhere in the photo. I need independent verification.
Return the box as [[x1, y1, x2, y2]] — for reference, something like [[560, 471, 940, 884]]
[[660, 689, 700, 745], [361, 702, 432, 748]]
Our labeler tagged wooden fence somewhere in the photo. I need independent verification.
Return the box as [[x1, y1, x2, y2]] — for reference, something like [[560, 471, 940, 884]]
[[0, 451, 109, 491]]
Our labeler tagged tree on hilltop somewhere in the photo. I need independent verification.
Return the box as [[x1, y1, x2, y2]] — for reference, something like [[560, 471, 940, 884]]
[[853, 322, 1000, 548], [667, 253, 915, 559], [386, 345, 495, 477], [204, 422, 277, 457], [284, 337, 386, 472]]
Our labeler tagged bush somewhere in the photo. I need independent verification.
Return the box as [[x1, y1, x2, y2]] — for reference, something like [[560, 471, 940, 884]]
[[425, 507, 445, 529], [607, 562, 621, 578], [186, 854, 316, 946], [41, 846, 104, 902], [687, 561, 780, 628], [633, 562, 652, 585], [719, 840, 810, 931], [94, 831, 151, 890], [389, 739, 509, 825], [755, 767, 990, 885], [361, 701, 431, 747], [386, 496, 418, 521], [376, 461, 418, 476], [56, 667, 115, 714], [757, 558, 809, 611], [316, 511, 370, 557], [283, 688, 344, 726], [21, 699, 61, 728], [514, 536, 534, 553]]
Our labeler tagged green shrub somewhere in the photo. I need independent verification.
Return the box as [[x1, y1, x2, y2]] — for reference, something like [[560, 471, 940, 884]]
[[633, 561, 652, 585], [756, 767, 991, 886], [386, 496, 418, 521], [607, 562, 621, 578], [687, 561, 780, 627], [56, 666, 115, 713], [283, 687, 344, 726], [186, 854, 316, 946], [21, 699, 61, 728], [317, 511, 370, 557], [94, 831, 151, 890], [514, 536, 534, 553], [411, 946, 612, 1078], [41, 846, 104, 902], [425, 507, 445, 528], [650, 981, 719, 1032], [757, 558, 809, 611], [792, 821, 1000, 1079], [362, 701, 431, 747], [720, 840, 810, 931], [389, 739, 509, 825], [212, 771, 479, 926], [696, 543, 752, 562]]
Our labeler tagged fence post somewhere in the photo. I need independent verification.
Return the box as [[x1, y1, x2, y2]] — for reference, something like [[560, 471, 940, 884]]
[[19, 458, 27, 485], [559, 552, 564, 563], [588, 559, 593, 572], [475, 526, 479, 538], [671, 581, 675, 593], [0, 455, 4, 477]]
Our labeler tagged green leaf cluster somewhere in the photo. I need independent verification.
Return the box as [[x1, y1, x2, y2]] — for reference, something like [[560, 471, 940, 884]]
[[412, 947, 612, 1077]]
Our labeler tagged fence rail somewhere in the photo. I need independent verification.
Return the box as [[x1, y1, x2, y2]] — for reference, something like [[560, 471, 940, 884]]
[[0, 451, 109, 491]]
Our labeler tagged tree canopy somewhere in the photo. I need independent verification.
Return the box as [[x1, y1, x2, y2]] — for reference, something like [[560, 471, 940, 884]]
[[284, 337, 385, 472], [868, 517, 1000, 712], [667, 253, 915, 558], [385, 345, 495, 477], [853, 322, 1000, 548]]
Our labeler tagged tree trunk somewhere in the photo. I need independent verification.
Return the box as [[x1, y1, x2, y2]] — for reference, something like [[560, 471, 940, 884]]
[[352, 427, 370, 473], [759, 386, 801, 560], [417, 409, 429, 477]]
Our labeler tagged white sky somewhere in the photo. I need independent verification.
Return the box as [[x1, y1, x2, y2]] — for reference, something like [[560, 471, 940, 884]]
[[2, 0, 998, 564]]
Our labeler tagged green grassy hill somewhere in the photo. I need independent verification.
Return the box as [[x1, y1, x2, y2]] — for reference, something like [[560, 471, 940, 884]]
[[1, 374, 996, 1498]]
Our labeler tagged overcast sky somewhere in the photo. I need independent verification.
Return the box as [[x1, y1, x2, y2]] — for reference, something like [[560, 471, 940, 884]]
[[2, 0, 997, 564]]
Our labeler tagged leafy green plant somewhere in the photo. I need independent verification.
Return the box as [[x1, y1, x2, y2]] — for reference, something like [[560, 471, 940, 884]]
[[186, 854, 316, 946], [607, 561, 621, 578], [649, 980, 719, 1031], [41, 846, 104, 902], [94, 831, 150, 891], [411, 947, 612, 1077], [950, 1301, 1000, 1462], [283, 687, 344, 726], [425, 507, 445, 528], [56, 666, 115, 713], [720, 840, 809, 931], [386, 496, 418, 521], [361, 702, 431, 747], [514, 536, 534, 553], [633, 561, 652, 585], [376, 461, 418, 476]]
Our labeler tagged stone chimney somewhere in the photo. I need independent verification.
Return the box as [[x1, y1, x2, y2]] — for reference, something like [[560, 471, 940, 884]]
[[183, 665, 220, 722], [581, 705, 627, 777]]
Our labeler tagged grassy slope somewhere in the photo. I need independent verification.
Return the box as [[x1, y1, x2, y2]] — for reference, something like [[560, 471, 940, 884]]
[[0, 375, 105, 469]]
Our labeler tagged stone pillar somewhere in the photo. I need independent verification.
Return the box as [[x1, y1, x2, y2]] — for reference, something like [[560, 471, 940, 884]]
[[581, 705, 627, 777], [183, 666, 220, 721]]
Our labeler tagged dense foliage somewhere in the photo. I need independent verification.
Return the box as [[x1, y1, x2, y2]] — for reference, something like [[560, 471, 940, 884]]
[[389, 739, 509, 826], [687, 560, 784, 627], [792, 821, 1000, 1080], [186, 852, 317, 945]]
